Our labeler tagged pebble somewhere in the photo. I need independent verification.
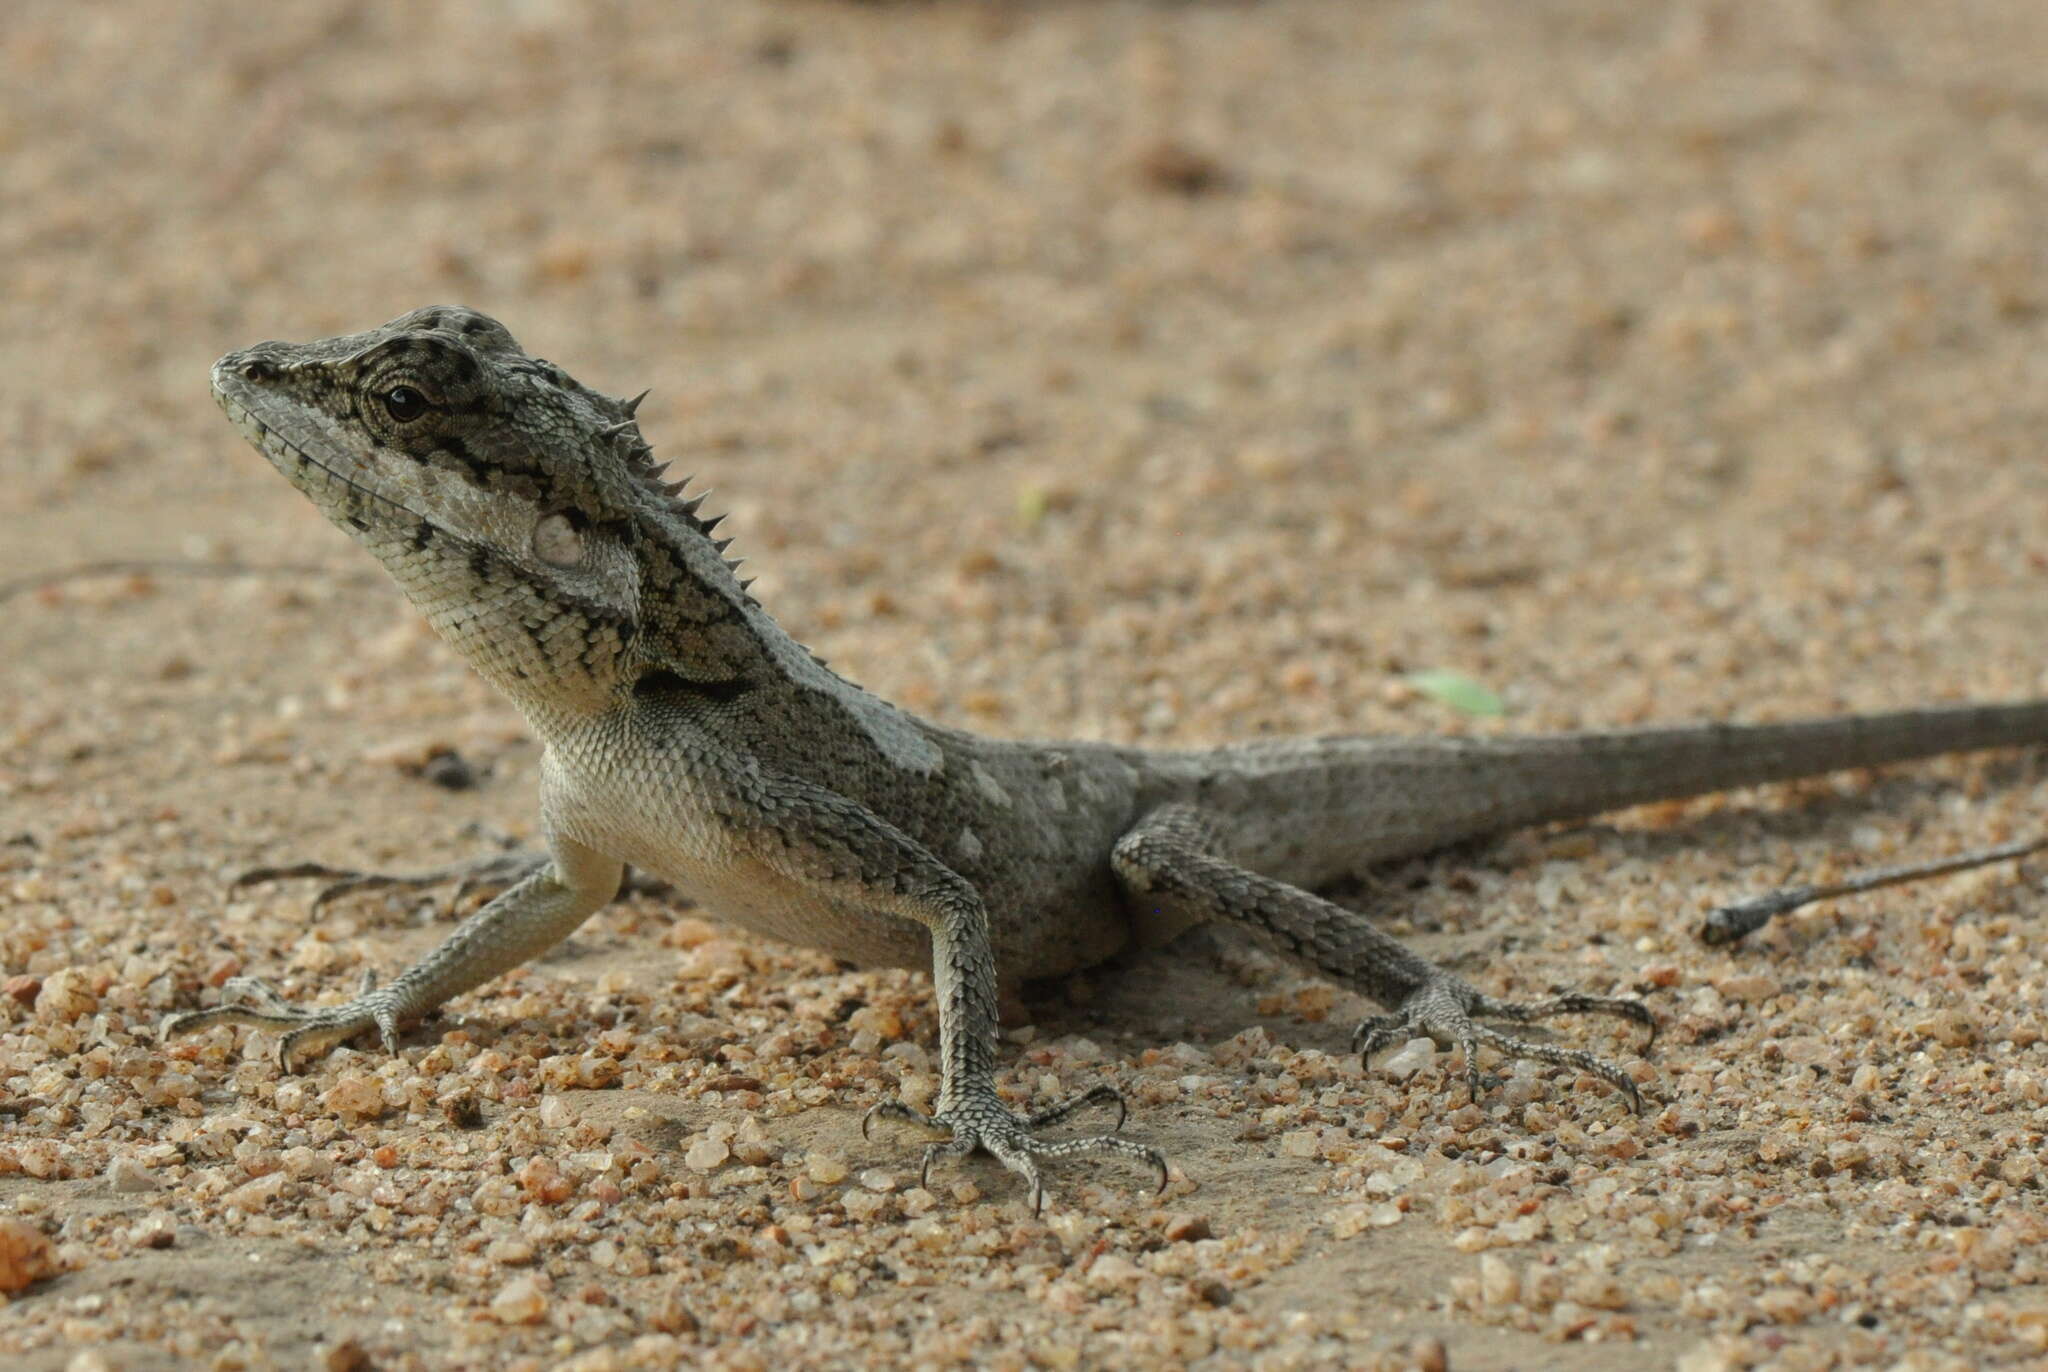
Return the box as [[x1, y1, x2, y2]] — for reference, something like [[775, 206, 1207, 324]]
[[1087, 1254, 1144, 1287], [280, 1146, 334, 1181], [323, 1339, 373, 1372], [0, 1219, 58, 1292], [805, 1152, 849, 1185], [1376, 1038, 1438, 1080], [1478, 1254, 1519, 1306], [34, 968, 99, 1021], [684, 1138, 730, 1173], [129, 1216, 175, 1250], [106, 1157, 160, 1194], [489, 1275, 549, 1325], [320, 1075, 388, 1121], [487, 1238, 536, 1267], [223, 1173, 286, 1212]]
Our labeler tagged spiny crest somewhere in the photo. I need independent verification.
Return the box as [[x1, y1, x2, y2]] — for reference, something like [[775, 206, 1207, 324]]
[[598, 385, 753, 589]]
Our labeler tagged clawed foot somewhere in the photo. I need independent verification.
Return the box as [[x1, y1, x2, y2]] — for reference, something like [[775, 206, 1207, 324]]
[[233, 850, 546, 913], [234, 848, 674, 913], [161, 971, 404, 1072], [1354, 975, 1654, 1113], [862, 1084, 1168, 1214]]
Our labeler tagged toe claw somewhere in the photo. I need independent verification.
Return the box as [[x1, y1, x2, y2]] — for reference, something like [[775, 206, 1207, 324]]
[[861, 1099, 935, 1143], [233, 850, 545, 915], [1461, 1042, 1485, 1108], [919, 1145, 936, 1190], [162, 972, 395, 1074], [1024, 1083, 1125, 1132], [868, 1086, 1166, 1213], [1361, 977, 1654, 1114], [1353, 1013, 1407, 1064]]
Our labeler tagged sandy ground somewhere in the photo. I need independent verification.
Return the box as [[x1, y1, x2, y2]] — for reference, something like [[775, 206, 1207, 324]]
[[6, 1, 2048, 1367]]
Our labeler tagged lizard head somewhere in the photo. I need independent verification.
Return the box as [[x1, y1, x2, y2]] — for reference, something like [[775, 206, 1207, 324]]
[[212, 306, 746, 712]]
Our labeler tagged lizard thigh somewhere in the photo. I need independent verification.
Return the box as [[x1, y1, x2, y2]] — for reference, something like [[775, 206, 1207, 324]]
[[1109, 803, 1439, 1009]]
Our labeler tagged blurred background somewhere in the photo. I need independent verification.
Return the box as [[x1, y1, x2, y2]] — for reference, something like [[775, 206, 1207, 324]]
[[7, 2, 2048, 1366], [10, 1, 2048, 742]]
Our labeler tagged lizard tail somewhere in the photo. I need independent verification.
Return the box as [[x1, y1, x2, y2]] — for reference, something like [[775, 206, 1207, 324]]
[[1446, 699, 2048, 830], [1147, 699, 2048, 881]]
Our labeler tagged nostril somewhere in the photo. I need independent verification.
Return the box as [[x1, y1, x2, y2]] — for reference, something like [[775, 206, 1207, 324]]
[[241, 359, 279, 382]]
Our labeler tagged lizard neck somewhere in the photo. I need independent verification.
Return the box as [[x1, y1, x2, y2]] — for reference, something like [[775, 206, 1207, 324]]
[[626, 516, 950, 777], [397, 489, 947, 782], [358, 513, 639, 720]]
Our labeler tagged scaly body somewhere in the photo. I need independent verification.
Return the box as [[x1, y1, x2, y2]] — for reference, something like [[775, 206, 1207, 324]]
[[169, 307, 2048, 1209]]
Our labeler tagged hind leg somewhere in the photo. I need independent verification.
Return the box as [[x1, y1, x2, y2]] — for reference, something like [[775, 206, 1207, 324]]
[[1112, 804, 1651, 1111]]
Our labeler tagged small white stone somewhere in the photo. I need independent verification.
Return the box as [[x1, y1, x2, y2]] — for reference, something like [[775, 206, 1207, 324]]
[[106, 1157, 161, 1194], [280, 1146, 333, 1181], [1087, 1254, 1143, 1286], [1675, 1339, 1745, 1372], [842, 1189, 890, 1222], [320, 1074, 387, 1121], [489, 1275, 548, 1324], [730, 1117, 775, 1166], [1479, 1254, 1520, 1306], [1330, 1204, 1375, 1239], [223, 1172, 286, 1212], [684, 1138, 730, 1173], [485, 1238, 535, 1267], [1279, 1129, 1320, 1159], [1377, 1037, 1438, 1080]]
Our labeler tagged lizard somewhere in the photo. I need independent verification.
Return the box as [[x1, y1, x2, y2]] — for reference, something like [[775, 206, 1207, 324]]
[[165, 305, 2048, 1211]]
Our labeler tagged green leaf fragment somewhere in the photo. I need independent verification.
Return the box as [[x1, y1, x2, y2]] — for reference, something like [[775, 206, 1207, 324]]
[[1403, 669, 1504, 717], [1015, 482, 1049, 529]]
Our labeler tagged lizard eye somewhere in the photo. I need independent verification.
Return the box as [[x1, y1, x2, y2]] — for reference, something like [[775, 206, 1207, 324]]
[[382, 386, 428, 422]]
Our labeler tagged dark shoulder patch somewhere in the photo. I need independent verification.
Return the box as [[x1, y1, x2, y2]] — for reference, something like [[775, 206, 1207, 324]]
[[634, 667, 753, 705]]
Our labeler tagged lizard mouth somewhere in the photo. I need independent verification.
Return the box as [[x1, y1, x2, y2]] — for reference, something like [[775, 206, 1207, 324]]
[[211, 360, 442, 535]]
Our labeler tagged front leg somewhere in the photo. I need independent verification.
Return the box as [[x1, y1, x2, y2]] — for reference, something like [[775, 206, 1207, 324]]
[[1113, 804, 1652, 1111], [164, 839, 622, 1070], [742, 774, 1166, 1213]]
